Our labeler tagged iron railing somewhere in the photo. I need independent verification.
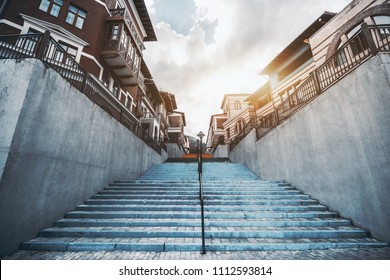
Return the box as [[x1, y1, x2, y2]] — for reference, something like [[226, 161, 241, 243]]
[[0, 31, 164, 154], [230, 23, 390, 149]]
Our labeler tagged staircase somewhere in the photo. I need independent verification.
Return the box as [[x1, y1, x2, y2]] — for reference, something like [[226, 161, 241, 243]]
[[21, 161, 388, 252]]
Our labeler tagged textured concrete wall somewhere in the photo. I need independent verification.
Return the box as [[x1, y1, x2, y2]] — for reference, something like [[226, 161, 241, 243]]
[[213, 145, 229, 158], [167, 143, 185, 158], [0, 59, 167, 257], [229, 54, 390, 243]]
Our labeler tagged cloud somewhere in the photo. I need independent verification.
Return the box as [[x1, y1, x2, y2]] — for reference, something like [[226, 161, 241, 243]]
[[143, 0, 351, 137]]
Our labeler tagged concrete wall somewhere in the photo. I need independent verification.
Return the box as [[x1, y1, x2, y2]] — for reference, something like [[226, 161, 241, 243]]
[[213, 145, 229, 158], [0, 59, 167, 257], [229, 54, 390, 243], [167, 143, 185, 158]]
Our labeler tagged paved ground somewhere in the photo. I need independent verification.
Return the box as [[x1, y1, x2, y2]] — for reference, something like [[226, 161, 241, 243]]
[[3, 247, 390, 260]]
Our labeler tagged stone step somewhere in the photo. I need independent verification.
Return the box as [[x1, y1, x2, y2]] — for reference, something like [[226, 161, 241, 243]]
[[53, 218, 352, 228], [98, 190, 304, 195], [112, 180, 285, 186], [75, 204, 326, 211], [37, 226, 370, 239], [21, 237, 388, 252], [91, 194, 311, 200], [84, 195, 318, 205], [108, 184, 292, 190], [65, 210, 339, 219], [19, 161, 388, 254]]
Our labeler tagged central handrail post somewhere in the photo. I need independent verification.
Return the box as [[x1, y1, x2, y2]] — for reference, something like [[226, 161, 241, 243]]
[[197, 131, 206, 254]]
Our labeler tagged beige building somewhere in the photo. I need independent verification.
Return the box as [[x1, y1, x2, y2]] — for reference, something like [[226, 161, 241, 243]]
[[257, 12, 335, 122], [219, 94, 254, 144], [246, 0, 389, 137], [206, 113, 227, 150]]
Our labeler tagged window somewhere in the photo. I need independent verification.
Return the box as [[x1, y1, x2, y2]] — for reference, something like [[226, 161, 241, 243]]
[[102, 70, 111, 87], [125, 95, 132, 110], [373, 15, 390, 25], [39, 0, 63, 17], [120, 29, 129, 50], [112, 80, 120, 98], [53, 41, 77, 65], [373, 15, 390, 39], [234, 101, 241, 110], [226, 128, 230, 139], [334, 40, 348, 66], [19, 29, 41, 53], [236, 119, 245, 134], [347, 23, 368, 56], [66, 4, 87, 29], [106, 24, 120, 40], [133, 53, 140, 73]]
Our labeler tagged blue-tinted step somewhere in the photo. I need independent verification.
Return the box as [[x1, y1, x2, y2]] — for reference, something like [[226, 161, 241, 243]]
[[37, 227, 369, 239], [76, 204, 326, 211], [53, 218, 352, 228], [65, 211, 339, 219]]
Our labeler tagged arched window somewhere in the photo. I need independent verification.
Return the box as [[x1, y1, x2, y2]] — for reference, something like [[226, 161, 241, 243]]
[[373, 15, 390, 25], [373, 15, 390, 38], [234, 101, 241, 110]]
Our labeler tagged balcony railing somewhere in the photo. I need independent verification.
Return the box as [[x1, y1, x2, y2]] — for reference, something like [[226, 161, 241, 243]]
[[108, 8, 144, 52], [230, 23, 390, 150], [0, 31, 164, 154]]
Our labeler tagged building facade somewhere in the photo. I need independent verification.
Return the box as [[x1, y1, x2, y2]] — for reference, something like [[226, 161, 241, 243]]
[[220, 94, 254, 144], [243, 0, 390, 143], [257, 12, 335, 120], [206, 113, 227, 150], [0, 0, 165, 140]]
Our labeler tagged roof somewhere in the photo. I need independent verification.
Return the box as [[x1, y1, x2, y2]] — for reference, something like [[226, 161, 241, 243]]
[[141, 60, 163, 103], [161, 91, 178, 112], [260, 11, 336, 75], [244, 82, 270, 103], [133, 0, 157, 41], [209, 113, 227, 127]]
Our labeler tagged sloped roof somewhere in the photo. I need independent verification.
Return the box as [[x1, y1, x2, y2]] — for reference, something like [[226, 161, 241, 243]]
[[245, 82, 270, 103], [260, 11, 335, 75], [141, 60, 163, 103], [161, 91, 178, 112], [133, 0, 157, 41]]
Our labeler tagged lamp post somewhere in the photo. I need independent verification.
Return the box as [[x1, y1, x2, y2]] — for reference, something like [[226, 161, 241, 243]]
[[197, 131, 206, 254], [197, 131, 205, 170]]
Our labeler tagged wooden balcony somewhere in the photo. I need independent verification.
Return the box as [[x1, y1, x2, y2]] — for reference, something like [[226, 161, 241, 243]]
[[101, 39, 138, 86]]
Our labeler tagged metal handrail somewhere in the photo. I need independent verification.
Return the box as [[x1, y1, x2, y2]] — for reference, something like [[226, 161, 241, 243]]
[[197, 139, 206, 254]]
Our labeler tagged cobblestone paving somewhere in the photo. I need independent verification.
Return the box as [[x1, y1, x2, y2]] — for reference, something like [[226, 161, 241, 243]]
[[3, 247, 390, 260]]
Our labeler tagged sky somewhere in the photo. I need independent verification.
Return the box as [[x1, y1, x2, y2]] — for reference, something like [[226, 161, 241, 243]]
[[142, 0, 352, 138]]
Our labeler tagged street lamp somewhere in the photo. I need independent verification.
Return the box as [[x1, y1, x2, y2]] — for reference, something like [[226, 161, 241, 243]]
[[197, 131, 205, 166], [197, 131, 205, 152]]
